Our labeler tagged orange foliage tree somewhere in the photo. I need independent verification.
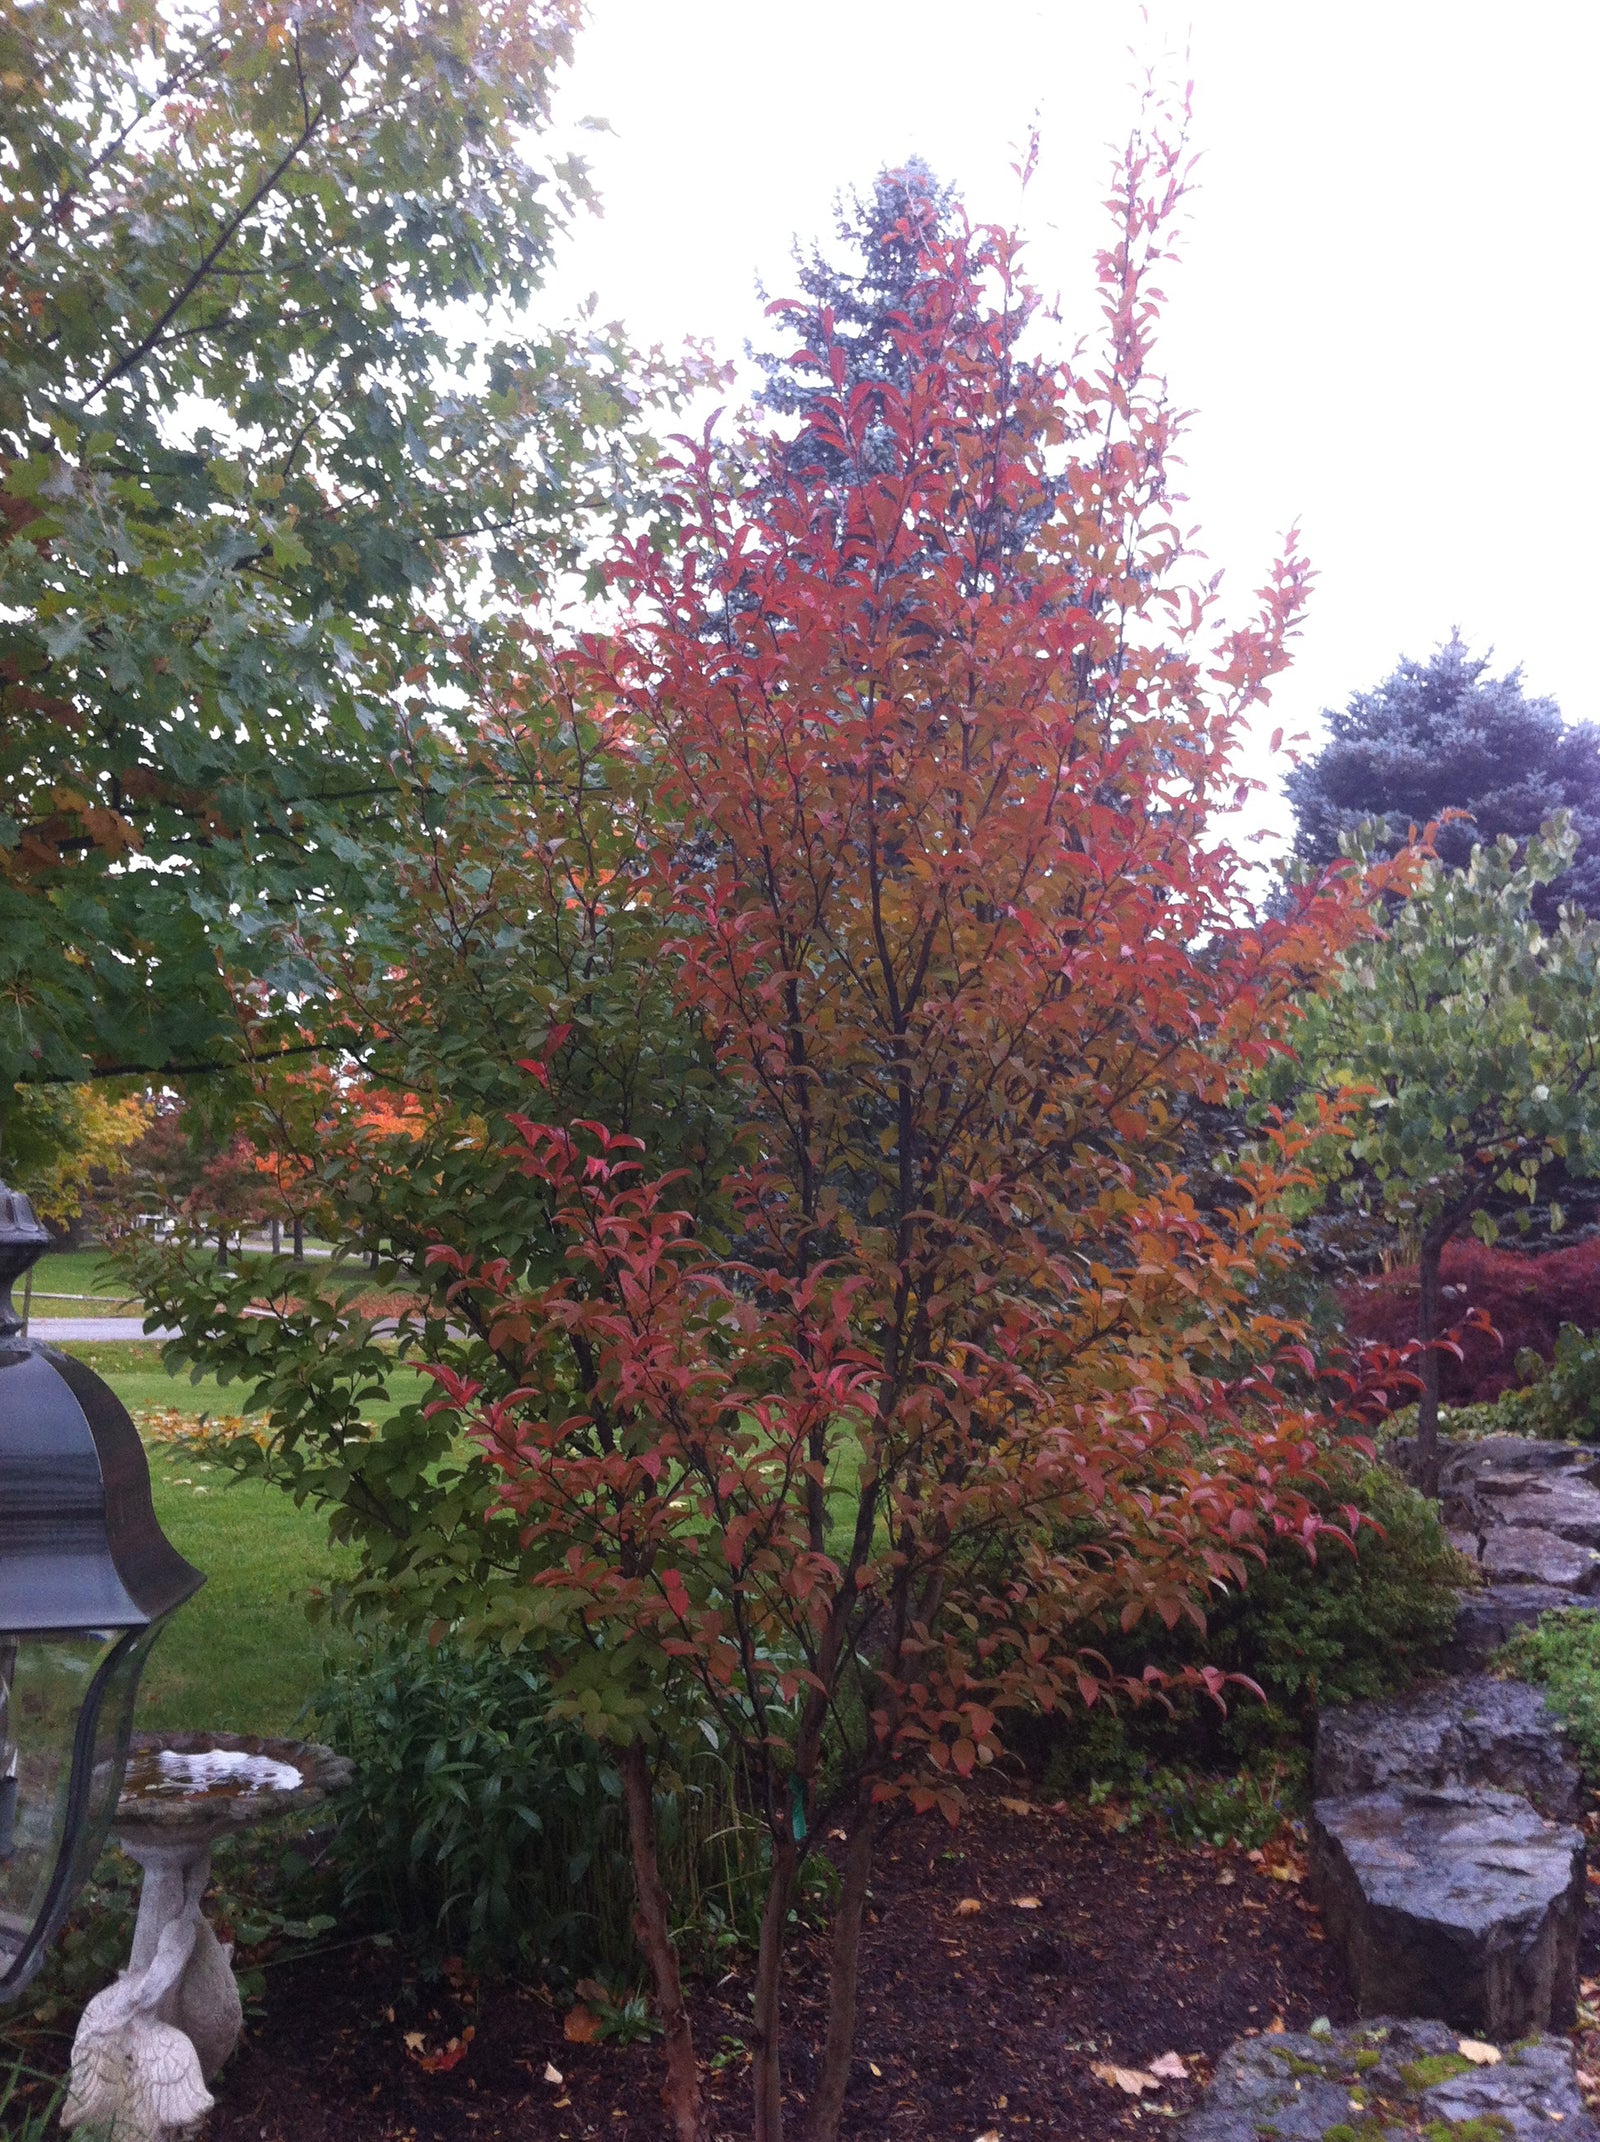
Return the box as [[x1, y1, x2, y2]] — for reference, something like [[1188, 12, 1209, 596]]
[[427, 109, 1375, 2142]]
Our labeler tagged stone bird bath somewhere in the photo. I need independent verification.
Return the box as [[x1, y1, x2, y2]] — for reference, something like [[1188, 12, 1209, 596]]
[[62, 1730, 352, 2142]]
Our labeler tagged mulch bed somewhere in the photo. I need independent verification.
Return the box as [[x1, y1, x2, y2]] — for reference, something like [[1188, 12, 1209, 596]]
[[198, 1798, 1354, 2142]]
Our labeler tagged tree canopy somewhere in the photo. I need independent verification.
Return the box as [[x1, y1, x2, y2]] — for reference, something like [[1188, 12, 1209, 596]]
[[1290, 820, 1600, 1485], [0, 0, 664, 1118], [1286, 636, 1600, 925]]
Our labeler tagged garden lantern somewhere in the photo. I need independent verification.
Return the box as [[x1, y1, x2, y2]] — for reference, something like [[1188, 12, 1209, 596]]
[[0, 1179, 202, 2000]]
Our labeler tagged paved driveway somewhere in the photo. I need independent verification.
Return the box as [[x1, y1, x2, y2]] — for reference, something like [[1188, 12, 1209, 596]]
[[23, 1317, 180, 1342]]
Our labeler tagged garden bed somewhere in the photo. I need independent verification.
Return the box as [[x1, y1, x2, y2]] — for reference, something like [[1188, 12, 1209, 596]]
[[194, 1797, 1351, 2142]]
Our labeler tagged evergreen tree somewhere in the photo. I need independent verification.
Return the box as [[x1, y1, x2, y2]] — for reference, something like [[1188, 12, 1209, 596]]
[[752, 159, 959, 464], [1287, 636, 1600, 923]]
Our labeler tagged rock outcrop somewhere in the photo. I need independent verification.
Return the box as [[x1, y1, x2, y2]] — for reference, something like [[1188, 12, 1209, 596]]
[[1178, 2017, 1599, 2141], [1310, 1666, 1588, 2033], [1309, 1786, 1584, 2034], [1315, 1673, 1583, 1820], [1391, 1431, 1600, 1667]]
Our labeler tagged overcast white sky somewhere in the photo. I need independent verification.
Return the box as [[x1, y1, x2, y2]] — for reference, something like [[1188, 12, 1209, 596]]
[[540, 0, 1598, 847]]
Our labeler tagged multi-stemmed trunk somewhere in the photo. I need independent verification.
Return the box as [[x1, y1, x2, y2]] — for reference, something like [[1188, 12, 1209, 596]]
[[804, 1805, 878, 2142], [620, 1738, 704, 2142], [750, 1834, 800, 2142]]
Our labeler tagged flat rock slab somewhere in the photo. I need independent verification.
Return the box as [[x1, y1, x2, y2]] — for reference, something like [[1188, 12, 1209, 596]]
[[1388, 1433, 1600, 1488], [1316, 1674, 1583, 1820], [1484, 1473, 1600, 1544], [1446, 1583, 1598, 1669], [1482, 1522, 1600, 1591], [1309, 1787, 1584, 2035], [1443, 1436, 1600, 1480], [1177, 2016, 1599, 2140]]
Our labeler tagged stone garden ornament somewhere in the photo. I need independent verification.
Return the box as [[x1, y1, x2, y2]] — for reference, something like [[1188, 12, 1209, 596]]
[[64, 1732, 353, 2142]]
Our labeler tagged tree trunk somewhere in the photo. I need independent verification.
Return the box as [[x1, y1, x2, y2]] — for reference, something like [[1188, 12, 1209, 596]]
[[270, 1216, 281, 1255], [216, 1228, 227, 1271], [620, 1739, 703, 2142], [805, 1807, 877, 2142], [368, 1242, 380, 1273], [292, 1214, 305, 1263], [1416, 1225, 1446, 1498], [751, 1833, 800, 2142]]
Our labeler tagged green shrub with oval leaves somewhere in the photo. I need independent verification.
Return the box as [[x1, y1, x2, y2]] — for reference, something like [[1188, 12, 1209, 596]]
[[312, 1633, 764, 1982], [1035, 1458, 1468, 1802]]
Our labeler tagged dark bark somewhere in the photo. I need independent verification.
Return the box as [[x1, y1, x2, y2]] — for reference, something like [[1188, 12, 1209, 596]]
[[751, 1834, 800, 2142], [270, 1215, 281, 1254], [805, 1806, 878, 2142], [216, 1227, 228, 1270], [619, 1739, 704, 2142], [291, 1214, 305, 1262], [1415, 1225, 1444, 1496]]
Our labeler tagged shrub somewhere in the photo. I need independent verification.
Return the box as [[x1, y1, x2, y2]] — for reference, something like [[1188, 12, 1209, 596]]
[[1339, 1238, 1600, 1405], [1497, 1609, 1600, 1775], [1037, 1459, 1468, 1794], [1383, 1322, 1600, 1447], [312, 1633, 762, 1981]]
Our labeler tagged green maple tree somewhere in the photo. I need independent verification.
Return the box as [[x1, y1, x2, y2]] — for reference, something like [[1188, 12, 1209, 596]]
[[0, 0, 672, 1124]]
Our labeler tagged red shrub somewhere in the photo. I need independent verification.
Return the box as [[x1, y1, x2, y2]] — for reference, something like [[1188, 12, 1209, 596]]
[[1339, 1238, 1600, 1404]]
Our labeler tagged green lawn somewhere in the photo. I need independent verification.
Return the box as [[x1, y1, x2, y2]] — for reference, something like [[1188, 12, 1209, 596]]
[[22, 1248, 138, 1314], [53, 1341, 418, 1738]]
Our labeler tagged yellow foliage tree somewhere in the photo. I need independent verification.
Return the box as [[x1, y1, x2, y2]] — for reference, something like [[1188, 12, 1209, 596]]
[[4, 1083, 152, 1228]]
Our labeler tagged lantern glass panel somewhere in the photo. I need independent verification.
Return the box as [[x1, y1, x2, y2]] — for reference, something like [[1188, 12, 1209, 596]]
[[0, 1623, 157, 1998]]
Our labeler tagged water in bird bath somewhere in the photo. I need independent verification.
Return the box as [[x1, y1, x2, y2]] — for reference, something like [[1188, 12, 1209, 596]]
[[120, 1745, 302, 1802]]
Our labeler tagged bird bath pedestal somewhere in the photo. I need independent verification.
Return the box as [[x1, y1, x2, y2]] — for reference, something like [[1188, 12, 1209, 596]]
[[63, 1730, 352, 2142]]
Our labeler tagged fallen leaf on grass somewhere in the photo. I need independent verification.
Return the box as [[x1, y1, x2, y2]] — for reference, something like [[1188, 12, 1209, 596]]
[[1149, 2052, 1187, 2080], [998, 1796, 1033, 1817], [543, 2064, 564, 2086], [955, 1897, 982, 1916], [1092, 2063, 1160, 2096], [1011, 1895, 1042, 1910], [564, 2003, 602, 2043], [1458, 2039, 1501, 2066]]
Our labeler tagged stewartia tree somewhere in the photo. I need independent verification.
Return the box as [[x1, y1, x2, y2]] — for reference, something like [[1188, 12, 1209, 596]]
[[1291, 820, 1600, 1489], [426, 114, 1380, 2142]]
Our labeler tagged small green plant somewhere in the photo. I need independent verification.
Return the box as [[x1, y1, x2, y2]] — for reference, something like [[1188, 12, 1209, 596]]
[[1497, 1608, 1600, 1773], [0, 2055, 60, 2142], [569, 1977, 664, 2046], [1087, 1759, 1301, 1849]]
